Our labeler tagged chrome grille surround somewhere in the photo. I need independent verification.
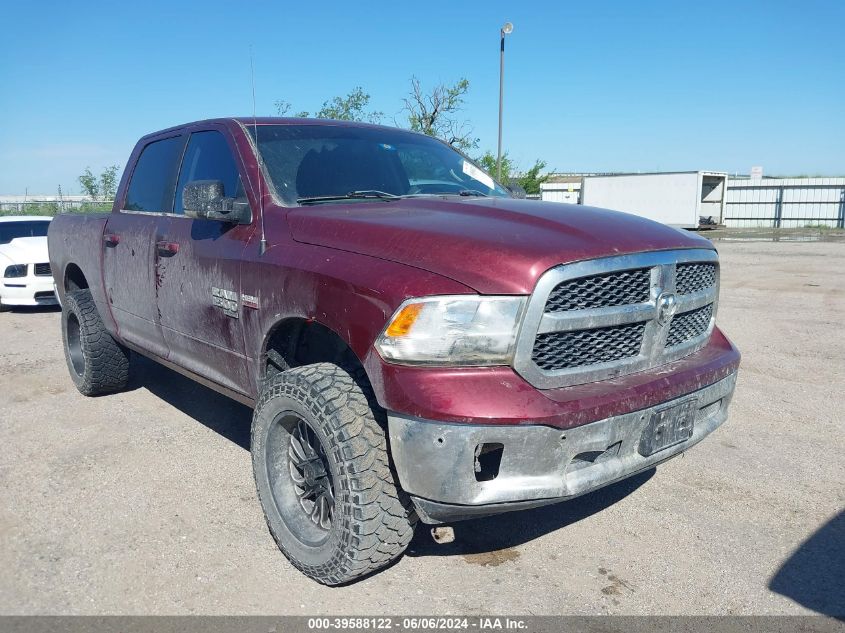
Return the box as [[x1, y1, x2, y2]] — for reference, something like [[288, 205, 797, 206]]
[[512, 249, 719, 389]]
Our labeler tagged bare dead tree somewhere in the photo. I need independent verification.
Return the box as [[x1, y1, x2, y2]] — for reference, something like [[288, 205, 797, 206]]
[[402, 77, 478, 151]]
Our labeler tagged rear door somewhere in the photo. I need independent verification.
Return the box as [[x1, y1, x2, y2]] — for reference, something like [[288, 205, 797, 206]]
[[154, 126, 255, 394], [103, 134, 184, 358]]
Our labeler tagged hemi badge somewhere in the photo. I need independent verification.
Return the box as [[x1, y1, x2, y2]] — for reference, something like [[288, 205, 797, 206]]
[[241, 294, 260, 310]]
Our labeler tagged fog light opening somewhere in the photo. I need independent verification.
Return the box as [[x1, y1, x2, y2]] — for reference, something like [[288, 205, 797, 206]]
[[568, 441, 623, 473], [698, 399, 723, 421], [474, 443, 504, 482]]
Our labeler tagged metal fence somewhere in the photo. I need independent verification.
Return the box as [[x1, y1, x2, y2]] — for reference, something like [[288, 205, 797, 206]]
[[723, 178, 845, 228], [0, 199, 114, 215]]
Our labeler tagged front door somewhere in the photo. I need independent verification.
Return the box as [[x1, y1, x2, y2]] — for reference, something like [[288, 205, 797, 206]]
[[103, 134, 184, 358], [154, 128, 254, 395]]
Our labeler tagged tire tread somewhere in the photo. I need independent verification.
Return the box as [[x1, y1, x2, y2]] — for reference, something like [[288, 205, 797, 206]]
[[62, 289, 129, 396], [252, 363, 415, 585]]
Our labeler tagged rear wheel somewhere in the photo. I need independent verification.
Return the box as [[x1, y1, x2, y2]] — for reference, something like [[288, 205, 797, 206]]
[[61, 289, 130, 396], [251, 363, 415, 585]]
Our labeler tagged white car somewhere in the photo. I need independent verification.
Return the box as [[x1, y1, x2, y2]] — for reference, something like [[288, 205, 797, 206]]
[[0, 216, 57, 310]]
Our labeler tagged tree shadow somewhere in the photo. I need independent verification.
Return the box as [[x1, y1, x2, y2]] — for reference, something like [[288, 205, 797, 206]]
[[130, 354, 252, 450], [769, 510, 845, 619], [405, 468, 655, 557]]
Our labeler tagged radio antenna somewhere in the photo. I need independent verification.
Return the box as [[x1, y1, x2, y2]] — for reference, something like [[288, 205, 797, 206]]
[[250, 46, 268, 256]]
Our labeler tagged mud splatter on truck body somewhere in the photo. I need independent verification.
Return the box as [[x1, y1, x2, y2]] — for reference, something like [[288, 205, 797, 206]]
[[48, 117, 739, 585]]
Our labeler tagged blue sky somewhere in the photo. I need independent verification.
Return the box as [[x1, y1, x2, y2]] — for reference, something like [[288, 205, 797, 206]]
[[1, 0, 842, 194]]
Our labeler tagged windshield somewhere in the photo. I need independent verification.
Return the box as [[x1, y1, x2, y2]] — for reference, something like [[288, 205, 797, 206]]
[[0, 220, 50, 245], [248, 124, 510, 205]]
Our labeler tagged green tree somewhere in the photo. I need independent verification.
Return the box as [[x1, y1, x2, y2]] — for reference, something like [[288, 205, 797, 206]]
[[477, 150, 514, 183], [517, 159, 550, 195], [78, 165, 121, 201], [278, 88, 383, 123], [403, 77, 478, 151], [477, 153, 550, 193], [274, 100, 310, 118], [100, 165, 120, 200], [78, 167, 99, 199], [315, 87, 383, 123]]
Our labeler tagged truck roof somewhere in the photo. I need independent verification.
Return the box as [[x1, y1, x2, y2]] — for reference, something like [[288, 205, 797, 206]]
[[138, 117, 414, 142]]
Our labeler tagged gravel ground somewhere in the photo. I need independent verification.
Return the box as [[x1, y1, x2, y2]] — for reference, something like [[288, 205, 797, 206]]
[[0, 238, 842, 616]]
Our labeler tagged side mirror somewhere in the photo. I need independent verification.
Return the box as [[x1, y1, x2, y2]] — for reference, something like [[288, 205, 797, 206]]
[[183, 180, 250, 224]]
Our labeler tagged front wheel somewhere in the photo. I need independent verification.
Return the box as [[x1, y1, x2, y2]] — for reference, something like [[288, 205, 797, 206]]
[[251, 363, 415, 585]]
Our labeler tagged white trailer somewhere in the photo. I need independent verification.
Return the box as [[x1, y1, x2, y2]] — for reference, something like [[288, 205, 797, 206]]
[[580, 171, 728, 229], [540, 179, 581, 204]]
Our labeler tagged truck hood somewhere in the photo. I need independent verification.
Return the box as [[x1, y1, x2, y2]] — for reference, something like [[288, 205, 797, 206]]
[[0, 236, 49, 265], [288, 198, 714, 294]]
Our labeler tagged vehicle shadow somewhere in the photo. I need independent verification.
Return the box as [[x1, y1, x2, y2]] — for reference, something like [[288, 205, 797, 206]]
[[3, 304, 61, 314], [127, 352, 656, 559], [769, 510, 845, 619], [130, 354, 252, 450], [405, 469, 654, 557]]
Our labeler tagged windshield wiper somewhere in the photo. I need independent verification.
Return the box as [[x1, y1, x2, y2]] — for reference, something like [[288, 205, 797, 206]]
[[297, 190, 400, 204], [403, 189, 490, 199]]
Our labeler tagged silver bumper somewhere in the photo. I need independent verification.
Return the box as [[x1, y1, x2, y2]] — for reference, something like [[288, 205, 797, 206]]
[[388, 372, 737, 524]]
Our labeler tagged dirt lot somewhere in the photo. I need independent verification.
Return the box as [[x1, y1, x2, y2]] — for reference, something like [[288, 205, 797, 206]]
[[0, 238, 842, 616]]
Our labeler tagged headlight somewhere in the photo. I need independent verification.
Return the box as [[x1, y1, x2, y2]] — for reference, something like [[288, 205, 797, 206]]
[[375, 296, 526, 365], [3, 264, 27, 278]]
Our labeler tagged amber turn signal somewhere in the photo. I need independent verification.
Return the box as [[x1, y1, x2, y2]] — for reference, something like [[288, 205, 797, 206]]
[[385, 303, 424, 337]]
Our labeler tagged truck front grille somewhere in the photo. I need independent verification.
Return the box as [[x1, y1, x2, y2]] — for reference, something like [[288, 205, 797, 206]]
[[545, 268, 651, 312], [666, 304, 713, 347], [34, 263, 51, 276], [675, 263, 716, 295], [532, 322, 646, 371], [514, 249, 719, 389]]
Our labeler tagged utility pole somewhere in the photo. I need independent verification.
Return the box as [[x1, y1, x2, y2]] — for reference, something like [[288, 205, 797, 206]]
[[497, 22, 513, 182]]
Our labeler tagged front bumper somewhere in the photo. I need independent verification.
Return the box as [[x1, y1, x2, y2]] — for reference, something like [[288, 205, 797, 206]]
[[1, 275, 57, 307], [388, 371, 737, 524]]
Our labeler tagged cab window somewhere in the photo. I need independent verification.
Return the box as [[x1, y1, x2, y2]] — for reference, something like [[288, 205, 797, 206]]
[[174, 131, 244, 214], [124, 136, 184, 212]]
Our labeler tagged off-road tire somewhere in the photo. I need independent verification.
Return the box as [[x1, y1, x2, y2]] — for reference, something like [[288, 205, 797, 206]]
[[61, 289, 130, 396], [251, 362, 415, 585]]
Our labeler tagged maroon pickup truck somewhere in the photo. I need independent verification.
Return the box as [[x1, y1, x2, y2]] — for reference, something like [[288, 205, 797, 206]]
[[49, 118, 740, 585]]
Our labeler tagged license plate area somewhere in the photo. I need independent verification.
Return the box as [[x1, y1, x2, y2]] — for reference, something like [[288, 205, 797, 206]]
[[638, 398, 697, 457]]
